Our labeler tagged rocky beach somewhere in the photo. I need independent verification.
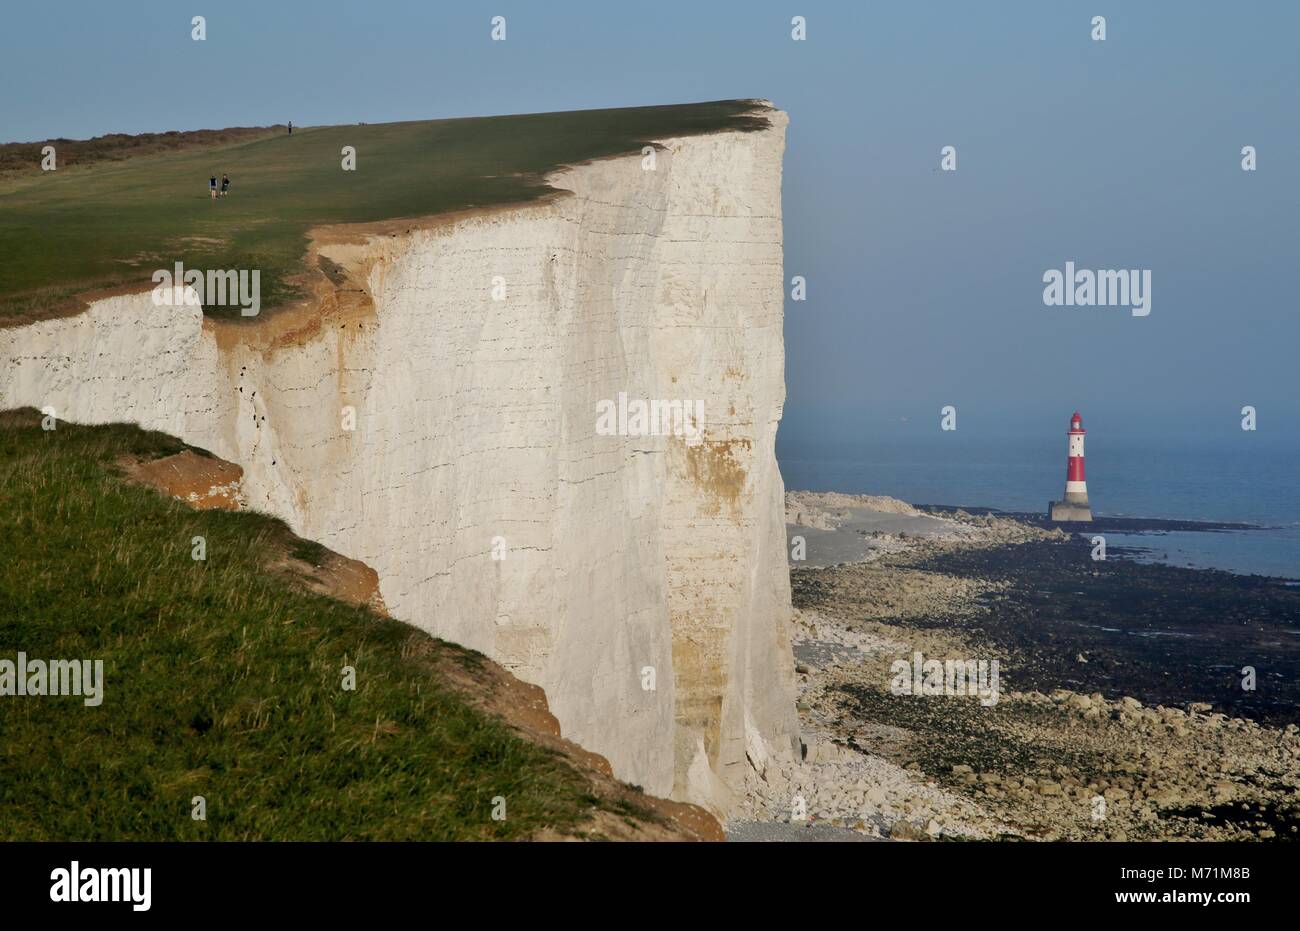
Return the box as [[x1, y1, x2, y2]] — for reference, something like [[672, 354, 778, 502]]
[[726, 492, 1300, 841]]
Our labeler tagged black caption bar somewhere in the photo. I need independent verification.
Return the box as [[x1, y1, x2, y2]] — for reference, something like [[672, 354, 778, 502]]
[[0, 841, 1281, 917]]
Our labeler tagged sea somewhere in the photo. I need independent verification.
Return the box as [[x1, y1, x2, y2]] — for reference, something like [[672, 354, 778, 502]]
[[778, 430, 1300, 580]]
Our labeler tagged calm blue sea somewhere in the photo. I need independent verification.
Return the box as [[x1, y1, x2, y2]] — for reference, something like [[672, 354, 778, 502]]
[[778, 430, 1300, 579]]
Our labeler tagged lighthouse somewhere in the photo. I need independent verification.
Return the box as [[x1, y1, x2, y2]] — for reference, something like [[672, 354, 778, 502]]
[[1049, 411, 1093, 522]]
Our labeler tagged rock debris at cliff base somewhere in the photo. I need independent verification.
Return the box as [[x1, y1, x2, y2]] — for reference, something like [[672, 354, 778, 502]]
[[729, 494, 1300, 841]]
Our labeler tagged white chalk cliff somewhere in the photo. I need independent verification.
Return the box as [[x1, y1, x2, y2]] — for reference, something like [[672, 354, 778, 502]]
[[0, 108, 799, 814]]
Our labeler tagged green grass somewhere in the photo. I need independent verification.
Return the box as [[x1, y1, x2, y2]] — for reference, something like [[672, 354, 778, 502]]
[[0, 409, 607, 840], [0, 126, 283, 177], [0, 100, 769, 322]]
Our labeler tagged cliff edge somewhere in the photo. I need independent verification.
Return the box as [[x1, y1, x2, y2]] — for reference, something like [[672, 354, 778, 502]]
[[0, 105, 800, 815]]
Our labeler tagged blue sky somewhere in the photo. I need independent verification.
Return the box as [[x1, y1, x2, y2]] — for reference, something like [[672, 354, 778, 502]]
[[3, 0, 1297, 445]]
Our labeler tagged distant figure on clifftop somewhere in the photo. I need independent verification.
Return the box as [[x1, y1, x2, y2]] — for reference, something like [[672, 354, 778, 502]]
[[287, 121, 292, 135]]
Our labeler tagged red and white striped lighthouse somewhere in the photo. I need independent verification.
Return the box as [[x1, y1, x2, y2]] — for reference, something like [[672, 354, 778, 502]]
[[1064, 412, 1088, 504], [1050, 411, 1093, 521]]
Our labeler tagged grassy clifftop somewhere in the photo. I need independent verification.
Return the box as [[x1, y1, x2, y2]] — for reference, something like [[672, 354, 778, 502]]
[[0, 100, 770, 323], [0, 410, 713, 840], [0, 126, 284, 177]]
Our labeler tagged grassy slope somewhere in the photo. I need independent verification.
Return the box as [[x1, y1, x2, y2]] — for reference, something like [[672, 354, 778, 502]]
[[0, 409, 613, 840], [0, 126, 283, 177], [0, 101, 768, 321]]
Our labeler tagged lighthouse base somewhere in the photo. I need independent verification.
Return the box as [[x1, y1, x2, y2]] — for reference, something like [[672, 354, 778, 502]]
[[1050, 500, 1092, 522]]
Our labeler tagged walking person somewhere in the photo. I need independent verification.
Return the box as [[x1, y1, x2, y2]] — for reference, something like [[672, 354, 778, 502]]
[[220, 173, 230, 197], [209, 175, 217, 199]]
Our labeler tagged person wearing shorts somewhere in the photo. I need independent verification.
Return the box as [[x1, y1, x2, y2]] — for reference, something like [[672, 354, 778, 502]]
[[220, 174, 229, 196], [209, 175, 217, 199]]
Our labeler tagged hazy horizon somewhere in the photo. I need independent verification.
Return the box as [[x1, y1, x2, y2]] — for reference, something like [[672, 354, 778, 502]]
[[5, 0, 1297, 446]]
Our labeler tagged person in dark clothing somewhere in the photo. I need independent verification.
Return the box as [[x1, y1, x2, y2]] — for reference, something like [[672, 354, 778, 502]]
[[287, 121, 293, 135], [209, 175, 217, 199], [220, 174, 229, 196]]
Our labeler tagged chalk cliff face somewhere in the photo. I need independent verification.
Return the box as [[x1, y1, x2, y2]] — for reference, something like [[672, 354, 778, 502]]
[[0, 110, 799, 813]]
